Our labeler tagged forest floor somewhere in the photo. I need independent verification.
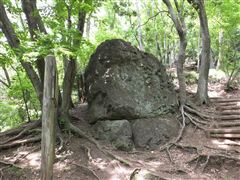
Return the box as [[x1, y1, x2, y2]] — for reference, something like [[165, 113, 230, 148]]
[[0, 78, 240, 180]]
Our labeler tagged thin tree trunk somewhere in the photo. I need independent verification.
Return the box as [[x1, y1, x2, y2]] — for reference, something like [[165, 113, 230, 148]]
[[61, 59, 76, 127], [21, 0, 47, 40], [163, 32, 167, 64], [135, 0, 144, 51], [14, 67, 31, 122], [0, 0, 20, 49], [86, 15, 91, 39], [77, 73, 85, 103], [21, 62, 43, 105], [197, 29, 201, 71], [36, 57, 45, 85], [2, 66, 11, 86], [21, 0, 47, 86], [163, 0, 187, 105], [217, 29, 223, 69], [0, 0, 43, 104], [151, 0, 162, 59], [188, 0, 211, 104]]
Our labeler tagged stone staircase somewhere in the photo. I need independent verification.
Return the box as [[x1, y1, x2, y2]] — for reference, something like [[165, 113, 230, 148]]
[[207, 97, 240, 139]]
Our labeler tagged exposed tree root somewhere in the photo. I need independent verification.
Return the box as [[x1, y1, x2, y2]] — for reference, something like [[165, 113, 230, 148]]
[[0, 160, 23, 169], [0, 120, 40, 138], [80, 145, 93, 162], [188, 153, 240, 171], [159, 102, 215, 165], [0, 135, 41, 150], [174, 143, 200, 153], [166, 146, 174, 164], [160, 106, 186, 155], [72, 162, 100, 180], [0, 159, 23, 179], [0, 118, 131, 166], [69, 122, 131, 166], [160, 106, 186, 152], [56, 125, 65, 153], [160, 103, 209, 153], [0, 120, 41, 145], [184, 105, 212, 120], [184, 112, 207, 130], [129, 168, 141, 180]]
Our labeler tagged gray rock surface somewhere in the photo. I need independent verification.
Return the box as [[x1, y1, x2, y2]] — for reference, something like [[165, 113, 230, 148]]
[[93, 120, 133, 151], [84, 39, 178, 123], [132, 118, 179, 149]]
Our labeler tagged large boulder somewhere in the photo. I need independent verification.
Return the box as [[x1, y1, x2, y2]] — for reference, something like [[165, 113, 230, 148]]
[[84, 39, 178, 123], [131, 118, 179, 149], [93, 120, 133, 151]]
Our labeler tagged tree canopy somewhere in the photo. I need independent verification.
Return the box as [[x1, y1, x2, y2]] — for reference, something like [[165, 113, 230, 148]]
[[0, 0, 239, 131]]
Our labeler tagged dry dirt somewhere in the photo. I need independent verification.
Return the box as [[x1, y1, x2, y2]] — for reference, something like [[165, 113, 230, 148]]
[[0, 81, 240, 180]]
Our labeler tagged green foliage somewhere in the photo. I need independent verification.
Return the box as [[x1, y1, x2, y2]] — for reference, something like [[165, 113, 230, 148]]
[[6, 166, 23, 178], [185, 71, 198, 85], [8, 71, 40, 119], [76, 39, 96, 71], [0, 100, 23, 132]]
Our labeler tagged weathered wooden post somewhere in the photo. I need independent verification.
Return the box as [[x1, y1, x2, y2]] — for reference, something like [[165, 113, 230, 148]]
[[41, 55, 58, 180]]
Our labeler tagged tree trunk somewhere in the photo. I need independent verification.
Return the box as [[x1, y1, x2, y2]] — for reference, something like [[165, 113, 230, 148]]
[[163, 32, 168, 64], [41, 55, 58, 180], [135, 0, 144, 51], [77, 73, 85, 103], [61, 59, 76, 127], [2, 65, 11, 86], [197, 28, 201, 71], [21, 62, 43, 105], [188, 0, 211, 104], [0, 0, 20, 48], [163, 0, 187, 105], [0, 0, 44, 105], [217, 29, 223, 69], [21, 0, 47, 40], [21, 0, 47, 87], [86, 15, 91, 39], [36, 57, 45, 86], [150, 0, 161, 59]]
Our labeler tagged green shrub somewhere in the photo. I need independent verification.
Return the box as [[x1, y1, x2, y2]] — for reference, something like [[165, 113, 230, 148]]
[[185, 71, 198, 85]]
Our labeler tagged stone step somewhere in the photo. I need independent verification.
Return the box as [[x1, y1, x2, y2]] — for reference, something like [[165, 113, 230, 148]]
[[218, 115, 240, 121], [217, 121, 240, 127], [211, 98, 240, 103], [207, 128, 240, 134], [219, 111, 240, 115], [215, 102, 239, 107], [216, 106, 240, 111], [210, 133, 240, 139]]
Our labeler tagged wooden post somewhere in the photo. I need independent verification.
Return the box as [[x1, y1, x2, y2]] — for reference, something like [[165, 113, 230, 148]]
[[41, 55, 58, 180]]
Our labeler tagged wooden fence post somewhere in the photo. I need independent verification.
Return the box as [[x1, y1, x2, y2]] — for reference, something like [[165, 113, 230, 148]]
[[41, 55, 58, 180]]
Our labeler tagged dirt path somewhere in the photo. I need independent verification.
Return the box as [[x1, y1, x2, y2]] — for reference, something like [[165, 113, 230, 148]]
[[1, 93, 240, 179]]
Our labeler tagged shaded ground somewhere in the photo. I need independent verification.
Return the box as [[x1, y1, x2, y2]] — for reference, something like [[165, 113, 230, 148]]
[[0, 78, 240, 180]]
